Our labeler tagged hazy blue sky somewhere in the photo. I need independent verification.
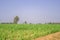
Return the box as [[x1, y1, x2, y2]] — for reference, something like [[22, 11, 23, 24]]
[[0, 0, 60, 24]]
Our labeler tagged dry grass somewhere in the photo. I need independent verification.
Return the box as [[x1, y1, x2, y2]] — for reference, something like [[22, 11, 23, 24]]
[[35, 32, 60, 40]]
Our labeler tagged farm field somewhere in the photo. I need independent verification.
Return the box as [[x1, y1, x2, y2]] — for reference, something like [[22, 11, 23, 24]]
[[0, 24, 60, 40]]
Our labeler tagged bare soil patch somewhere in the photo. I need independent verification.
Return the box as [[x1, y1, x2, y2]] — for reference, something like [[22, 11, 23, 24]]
[[35, 32, 60, 40]]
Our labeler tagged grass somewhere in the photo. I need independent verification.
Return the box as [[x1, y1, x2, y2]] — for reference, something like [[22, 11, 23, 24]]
[[0, 24, 60, 40]]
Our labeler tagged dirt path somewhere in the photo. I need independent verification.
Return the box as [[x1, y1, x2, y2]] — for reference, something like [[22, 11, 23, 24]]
[[35, 32, 60, 40]]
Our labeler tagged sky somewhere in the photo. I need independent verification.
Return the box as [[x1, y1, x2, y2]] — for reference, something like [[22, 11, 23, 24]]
[[0, 0, 60, 24]]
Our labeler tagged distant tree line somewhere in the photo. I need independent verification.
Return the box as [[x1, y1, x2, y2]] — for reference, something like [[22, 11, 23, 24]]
[[47, 22, 60, 24], [0, 16, 28, 24], [0, 16, 19, 24], [1, 22, 13, 24], [0, 16, 60, 24]]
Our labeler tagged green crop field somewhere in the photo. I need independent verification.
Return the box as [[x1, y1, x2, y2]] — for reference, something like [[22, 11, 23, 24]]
[[0, 24, 60, 40]]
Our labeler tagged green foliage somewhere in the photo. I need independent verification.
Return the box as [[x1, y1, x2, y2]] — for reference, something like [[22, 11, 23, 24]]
[[0, 24, 60, 40]]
